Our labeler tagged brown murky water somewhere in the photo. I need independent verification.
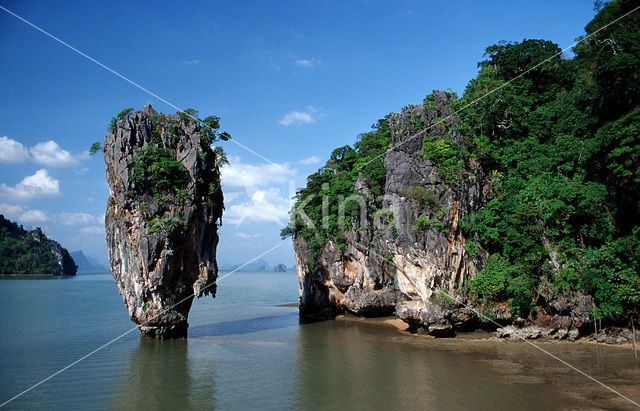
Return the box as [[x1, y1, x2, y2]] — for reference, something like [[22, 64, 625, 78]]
[[295, 317, 640, 410], [1, 273, 638, 409]]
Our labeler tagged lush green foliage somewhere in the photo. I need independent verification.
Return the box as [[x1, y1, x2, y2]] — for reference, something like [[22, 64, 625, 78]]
[[399, 186, 439, 211], [287, 1, 640, 321], [108, 107, 134, 132], [129, 146, 189, 196], [89, 142, 102, 155], [148, 216, 184, 235], [0, 215, 75, 275], [177, 108, 232, 146], [282, 119, 392, 265], [421, 135, 464, 189], [462, 1, 640, 319]]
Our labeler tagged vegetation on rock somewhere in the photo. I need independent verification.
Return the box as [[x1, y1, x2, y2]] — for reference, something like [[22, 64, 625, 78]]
[[102, 105, 227, 338], [286, 0, 640, 322], [282, 119, 391, 264]]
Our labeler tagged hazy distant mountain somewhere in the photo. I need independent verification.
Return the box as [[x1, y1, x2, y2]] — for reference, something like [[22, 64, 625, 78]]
[[220, 259, 295, 272], [70, 250, 108, 273]]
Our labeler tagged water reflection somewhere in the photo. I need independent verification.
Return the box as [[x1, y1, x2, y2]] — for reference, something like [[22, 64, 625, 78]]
[[190, 314, 298, 337], [111, 339, 215, 410], [294, 320, 576, 410]]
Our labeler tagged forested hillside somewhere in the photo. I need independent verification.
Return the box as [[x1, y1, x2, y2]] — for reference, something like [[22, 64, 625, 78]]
[[0, 215, 77, 275], [287, 0, 640, 323]]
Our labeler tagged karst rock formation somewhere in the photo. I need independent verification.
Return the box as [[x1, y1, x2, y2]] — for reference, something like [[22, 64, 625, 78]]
[[103, 105, 223, 338]]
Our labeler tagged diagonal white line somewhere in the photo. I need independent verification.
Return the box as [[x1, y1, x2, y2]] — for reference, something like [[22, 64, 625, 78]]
[[0, 241, 285, 408], [357, 5, 640, 171], [364, 246, 640, 407], [0, 4, 277, 166]]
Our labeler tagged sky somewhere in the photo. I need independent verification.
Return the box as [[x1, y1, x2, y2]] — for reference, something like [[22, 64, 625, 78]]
[[0, 0, 598, 268]]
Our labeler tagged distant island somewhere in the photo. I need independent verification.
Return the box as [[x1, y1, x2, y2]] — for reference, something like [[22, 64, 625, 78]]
[[70, 250, 108, 274], [0, 214, 77, 276], [220, 259, 295, 272]]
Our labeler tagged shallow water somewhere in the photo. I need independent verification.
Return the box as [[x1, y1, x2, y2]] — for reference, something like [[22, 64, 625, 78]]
[[1, 272, 638, 409]]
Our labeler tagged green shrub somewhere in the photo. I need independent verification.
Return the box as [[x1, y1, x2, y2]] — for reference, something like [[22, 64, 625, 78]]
[[399, 186, 439, 211], [421, 135, 464, 190], [578, 236, 640, 319], [433, 220, 447, 233], [506, 275, 533, 317], [412, 214, 431, 233], [148, 217, 181, 234], [108, 107, 134, 132], [469, 255, 513, 303], [89, 142, 102, 155], [463, 240, 479, 258], [129, 146, 189, 197]]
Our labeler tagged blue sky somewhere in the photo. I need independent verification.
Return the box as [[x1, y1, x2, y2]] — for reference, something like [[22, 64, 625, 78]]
[[0, 0, 597, 267]]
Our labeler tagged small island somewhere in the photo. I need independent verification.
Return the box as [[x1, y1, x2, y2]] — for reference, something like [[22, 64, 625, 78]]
[[0, 214, 77, 276]]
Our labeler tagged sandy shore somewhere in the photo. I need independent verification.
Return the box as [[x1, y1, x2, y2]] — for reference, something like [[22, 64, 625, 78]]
[[334, 313, 640, 353]]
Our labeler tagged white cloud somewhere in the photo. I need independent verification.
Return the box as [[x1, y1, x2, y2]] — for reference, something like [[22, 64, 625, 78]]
[[0, 137, 86, 167], [220, 157, 299, 226], [0, 203, 24, 219], [236, 232, 260, 239], [298, 155, 320, 165], [80, 226, 104, 235], [279, 107, 317, 126], [0, 136, 30, 164], [221, 157, 297, 191], [0, 205, 104, 227], [75, 151, 91, 161], [57, 212, 95, 226], [0, 169, 60, 200], [20, 209, 48, 223], [295, 58, 319, 67], [74, 167, 90, 175], [30, 141, 78, 167], [183, 59, 201, 65], [0, 203, 48, 224], [225, 188, 291, 225]]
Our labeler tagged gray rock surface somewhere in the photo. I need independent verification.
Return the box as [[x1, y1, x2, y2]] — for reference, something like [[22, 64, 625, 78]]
[[294, 91, 486, 332], [103, 105, 223, 338], [294, 91, 600, 340]]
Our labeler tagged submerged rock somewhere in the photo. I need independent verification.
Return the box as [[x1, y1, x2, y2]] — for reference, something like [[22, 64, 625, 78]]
[[103, 105, 224, 338]]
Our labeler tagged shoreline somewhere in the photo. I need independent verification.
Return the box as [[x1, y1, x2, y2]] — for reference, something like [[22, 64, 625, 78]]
[[334, 313, 640, 351], [0, 274, 75, 279]]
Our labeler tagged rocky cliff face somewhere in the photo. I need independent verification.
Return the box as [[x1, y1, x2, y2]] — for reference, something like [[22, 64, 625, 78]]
[[30, 229, 77, 276], [103, 105, 223, 339], [294, 92, 482, 329], [381, 92, 487, 336], [294, 91, 593, 339]]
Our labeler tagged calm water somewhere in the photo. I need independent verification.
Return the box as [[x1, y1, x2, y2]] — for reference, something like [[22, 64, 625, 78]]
[[1, 271, 639, 410]]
